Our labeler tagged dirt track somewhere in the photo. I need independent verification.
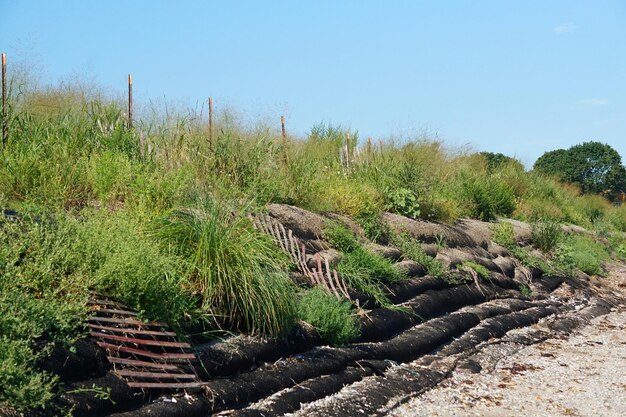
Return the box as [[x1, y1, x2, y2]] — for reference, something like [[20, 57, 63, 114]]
[[389, 267, 626, 417]]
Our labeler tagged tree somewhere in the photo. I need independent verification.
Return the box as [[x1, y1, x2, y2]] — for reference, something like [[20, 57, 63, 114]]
[[533, 141, 626, 196], [479, 152, 524, 173]]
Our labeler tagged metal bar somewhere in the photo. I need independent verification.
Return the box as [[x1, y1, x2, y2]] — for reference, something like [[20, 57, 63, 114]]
[[90, 332, 191, 348], [114, 369, 196, 379], [106, 357, 180, 370], [2, 53, 6, 147], [88, 323, 177, 337], [96, 342, 196, 360], [128, 74, 133, 129], [126, 381, 205, 389]]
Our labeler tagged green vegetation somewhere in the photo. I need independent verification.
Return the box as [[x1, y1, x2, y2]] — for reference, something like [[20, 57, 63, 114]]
[[458, 261, 490, 280], [533, 141, 626, 198], [555, 234, 610, 276], [298, 287, 360, 346], [324, 222, 404, 306], [389, 232, 447, 279], [151, 201, 297, 336], [1, 75, 626, 413], [530, 218, 562, 252]]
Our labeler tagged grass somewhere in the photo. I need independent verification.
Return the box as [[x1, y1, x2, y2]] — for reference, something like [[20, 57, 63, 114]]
[[389, 231, 448, 279], [324, 222, 405, 306], [151, 200, 298, 336], [458, 261, 490, 280], [531, 218, 562, 252]]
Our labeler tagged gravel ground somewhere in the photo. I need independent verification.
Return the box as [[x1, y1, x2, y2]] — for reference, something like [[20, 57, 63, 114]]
[[388, 310, 626, 417]]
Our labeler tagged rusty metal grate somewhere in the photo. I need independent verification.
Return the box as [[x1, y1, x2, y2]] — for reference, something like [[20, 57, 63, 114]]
[[88, 294, 203, 390], [251, 214, 351, 301]]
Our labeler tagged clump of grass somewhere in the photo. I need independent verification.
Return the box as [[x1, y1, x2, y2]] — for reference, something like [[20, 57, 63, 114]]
[[519, 283, 532, 297], [531, 218, 562, 252], [555, 234, 610, 276], [151, 199, 297, 336], [389, 231, 447, 279], [298, 287, 360, 346], [458, 261, 490, 279], [324, 222, 404, 306]]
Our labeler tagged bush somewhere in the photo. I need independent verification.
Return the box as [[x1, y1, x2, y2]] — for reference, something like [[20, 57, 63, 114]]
[[383, 187, 421, 219], [458, 174, 516, 221], [298, 287, 360, 346], [151, 200, 297, 335]]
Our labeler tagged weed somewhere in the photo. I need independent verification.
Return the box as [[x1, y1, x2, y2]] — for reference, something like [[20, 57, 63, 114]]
[[383, 187, 421, 219], [531, 218, 562, 252], [492, 221, 516, 249], [298, 287, 360, 346]]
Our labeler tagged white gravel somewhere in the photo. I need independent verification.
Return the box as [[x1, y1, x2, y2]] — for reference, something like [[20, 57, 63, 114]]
[[388, 310, 626, 417]]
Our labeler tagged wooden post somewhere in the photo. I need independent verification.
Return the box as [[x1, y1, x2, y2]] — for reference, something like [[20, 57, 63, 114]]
[[281, 115, 286, 139], [127, 74, 133, 129], [2, 53, 6, 147], [208, 96, 213, 146]]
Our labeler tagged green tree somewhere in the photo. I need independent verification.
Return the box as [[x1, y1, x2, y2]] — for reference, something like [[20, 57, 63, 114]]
[[479, 152, 524, 173], [533, 141, 626, 196]]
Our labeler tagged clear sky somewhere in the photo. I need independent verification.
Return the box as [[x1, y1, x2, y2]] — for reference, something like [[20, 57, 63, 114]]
[[1, 1, 625, 166]]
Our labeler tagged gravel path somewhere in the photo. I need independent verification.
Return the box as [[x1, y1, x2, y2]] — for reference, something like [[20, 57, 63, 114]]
[[389, 310, 626, 417]]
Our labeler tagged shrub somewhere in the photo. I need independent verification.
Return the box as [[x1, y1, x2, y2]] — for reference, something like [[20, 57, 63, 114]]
[[458, 174, 516, 221], [383, 187, 421, 219], [151, 199, 297, 335], [298, 287, 360, 346]]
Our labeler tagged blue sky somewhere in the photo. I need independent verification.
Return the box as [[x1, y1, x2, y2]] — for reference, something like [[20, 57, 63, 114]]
[[1, 1, 625, 166]]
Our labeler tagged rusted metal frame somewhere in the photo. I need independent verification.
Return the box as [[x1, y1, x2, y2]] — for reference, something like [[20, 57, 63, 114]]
[[87, 323, 178, 337], [106, 357, 181, 370], [96, 342, 196, 360], [114, 369, 196, 380], [92, 307, 139, 316], [88, 316, 168, 327], [126, 381, 205, 389], [90, 332, 191, 348]]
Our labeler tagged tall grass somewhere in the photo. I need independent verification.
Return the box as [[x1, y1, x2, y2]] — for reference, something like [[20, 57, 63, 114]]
[[151, 200, 297, 335]]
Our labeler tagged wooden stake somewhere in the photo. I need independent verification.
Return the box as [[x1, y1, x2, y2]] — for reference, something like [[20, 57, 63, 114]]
[[127, 74, 133, 129], [281, 115, 286, 139], [208, 96, 213, 147], [2, 53, 6, 147]]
